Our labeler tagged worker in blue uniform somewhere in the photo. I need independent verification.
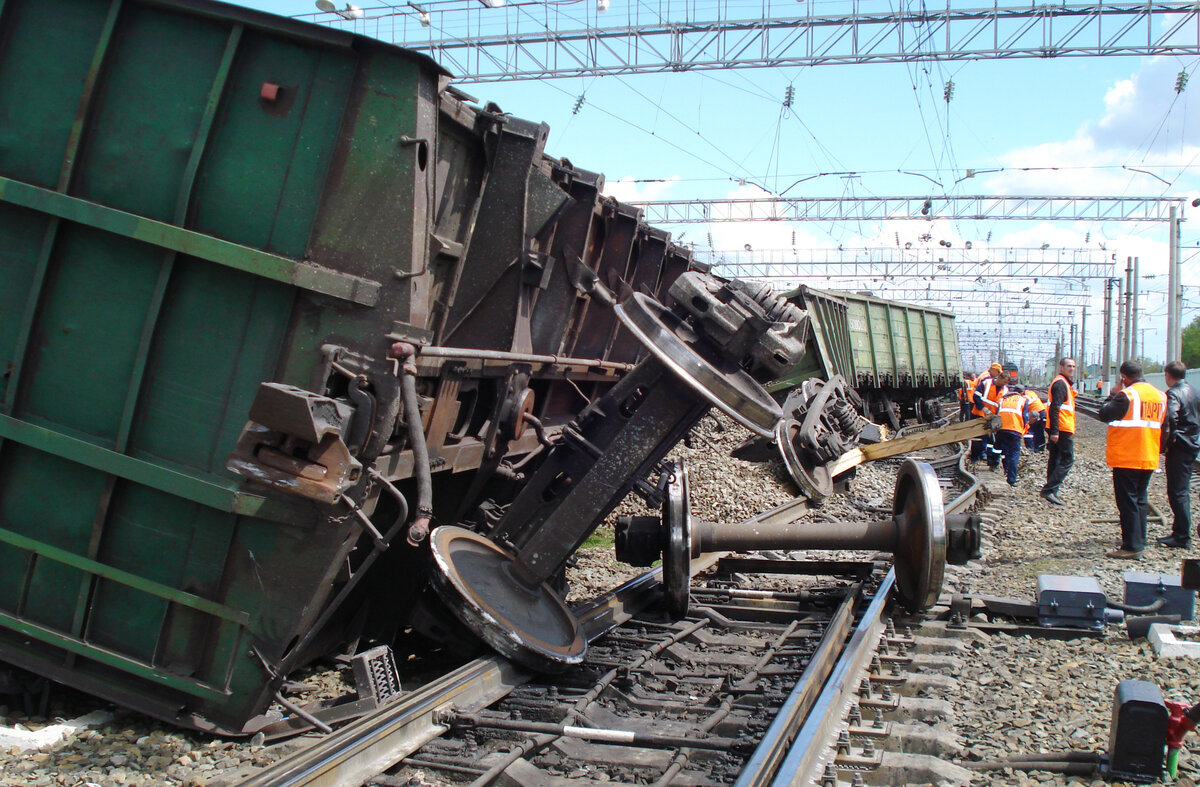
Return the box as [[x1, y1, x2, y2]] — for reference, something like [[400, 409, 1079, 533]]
[[997, 383, 1031, 486]]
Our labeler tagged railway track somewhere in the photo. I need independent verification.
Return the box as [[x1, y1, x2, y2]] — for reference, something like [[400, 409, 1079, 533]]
[[236, 435, 982, 787]]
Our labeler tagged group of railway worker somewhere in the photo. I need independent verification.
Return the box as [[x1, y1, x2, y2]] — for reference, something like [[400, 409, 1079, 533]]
[[957, 360, 1053, 487], [958, 358, 1200, 560]]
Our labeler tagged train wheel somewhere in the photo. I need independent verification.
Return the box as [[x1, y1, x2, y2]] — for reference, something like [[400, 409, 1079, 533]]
[[429, 526, 586, 672], [891, 459, 947, 612]]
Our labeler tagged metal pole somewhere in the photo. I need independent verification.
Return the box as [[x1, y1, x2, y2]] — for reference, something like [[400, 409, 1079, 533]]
[[1123, 257, 1133, 361], [1128, 256, 1137, 362], [1168, 206, 1181, 360], [1114, 280, 1123, 372], [1102, 278, 1112, 391], [1079, 302, 1087, 390]]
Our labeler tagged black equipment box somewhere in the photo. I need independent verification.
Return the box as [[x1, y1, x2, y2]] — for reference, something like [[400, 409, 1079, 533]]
[[1037, 575, 1106, 630], [1107, 679, 1167, 783], [1124, 571, 1195, 620]]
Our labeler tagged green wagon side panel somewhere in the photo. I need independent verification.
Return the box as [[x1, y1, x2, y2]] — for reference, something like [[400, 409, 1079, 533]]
[[189, 28, 356, 259], [844, 301, 875, 382], [887, 306, 911, 379], [71, 5, 228, 222], [0, 205, 49, 406], [128, 259, 293, 476], [870, 301, 900, 380], [923, 312, 946, 382], [278, 51, 429, 387], [0, 0, 111, 188], [0, 0, 437, 732], [941, 314, 962, 376], [19, 227, 162, 442], [907, 309, 930, 379], [0, 446, 106, 630]]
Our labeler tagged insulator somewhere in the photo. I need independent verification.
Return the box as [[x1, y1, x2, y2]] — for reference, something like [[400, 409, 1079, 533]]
[[572, 95, 585, 114], [943, 79, 955, 102], [1176, 70, 1189, 93], [783, 84, 795, 108]]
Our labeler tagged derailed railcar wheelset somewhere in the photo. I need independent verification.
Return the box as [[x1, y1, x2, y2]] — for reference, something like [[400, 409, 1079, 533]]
[[0, 0, 970, 736]]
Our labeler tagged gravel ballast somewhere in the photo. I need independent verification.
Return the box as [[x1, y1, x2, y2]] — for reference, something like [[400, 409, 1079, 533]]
[[943, 413, 1200, 787]]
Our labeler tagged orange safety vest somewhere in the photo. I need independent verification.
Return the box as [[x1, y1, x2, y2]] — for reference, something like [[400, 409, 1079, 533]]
[[960, 376, 979, 403], [998, 392, 1029, 433], [1105, 381, 1166, 470], [1050, 374, 1076, 434], [972, 376, 1003, 417], [1024, 389, 1046, 414]]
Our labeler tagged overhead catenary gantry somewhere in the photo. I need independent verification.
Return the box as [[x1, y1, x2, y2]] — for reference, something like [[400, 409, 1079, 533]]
[[701, 247, 1113, 280], [646, 195, 1185, 367], [305, 0, 1200, 82], [848, 288, 1089, 307], [633, 196, 1185, 224]]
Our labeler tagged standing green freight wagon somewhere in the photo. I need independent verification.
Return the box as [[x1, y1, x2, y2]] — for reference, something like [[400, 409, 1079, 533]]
[[771, 286, 962, 427], [0, 0, 448, 734]]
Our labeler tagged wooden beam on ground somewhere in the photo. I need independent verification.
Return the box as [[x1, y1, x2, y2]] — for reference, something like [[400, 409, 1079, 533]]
[[827, 417, 999, 477]]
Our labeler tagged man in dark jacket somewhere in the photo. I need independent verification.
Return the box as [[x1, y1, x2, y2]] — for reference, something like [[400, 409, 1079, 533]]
[[1156, 361, 1200, 548]]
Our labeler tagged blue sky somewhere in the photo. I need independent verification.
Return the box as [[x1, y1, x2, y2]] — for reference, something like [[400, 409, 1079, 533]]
[[237, 1, 1198, 371]]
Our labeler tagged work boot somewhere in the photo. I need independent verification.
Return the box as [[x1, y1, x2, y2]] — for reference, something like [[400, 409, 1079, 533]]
[[1156, 535, 1191, 549], [1105, 548, 1143, 560], [1040, 491, 1064, 506]]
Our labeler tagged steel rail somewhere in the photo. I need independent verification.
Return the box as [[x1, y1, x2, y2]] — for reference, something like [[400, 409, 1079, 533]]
[[239, 554, 724, 787], [776, 570, 898, 786], [733, 577, 870, 786], [772, 436, 974, 784]]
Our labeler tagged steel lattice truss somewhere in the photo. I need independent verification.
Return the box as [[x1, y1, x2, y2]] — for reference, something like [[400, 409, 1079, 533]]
[[851, 288, 1088, 307], [309, 1, 1200, 81], [704, 246, 1114, 280], [635, 196, 1185, 224]]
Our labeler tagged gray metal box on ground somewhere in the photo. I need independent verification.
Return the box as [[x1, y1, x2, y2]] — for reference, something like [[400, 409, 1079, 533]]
[[1038, 575, 1107, 630], [1124, 572, 1195, 620], [1107, 679, 1168, 783]]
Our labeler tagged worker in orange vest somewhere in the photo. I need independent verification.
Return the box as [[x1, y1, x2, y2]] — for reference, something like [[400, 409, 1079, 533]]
[[1040, 357, 1077, 506], [996, 383, 1031, 486], [971, 362, 1005, 465], [1099, 359, 1167, 559], [958, 372, 975, 422], [1023, 388, 1047, 452]]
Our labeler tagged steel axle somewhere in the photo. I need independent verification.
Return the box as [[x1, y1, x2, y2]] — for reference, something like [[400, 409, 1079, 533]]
[[618, 458, 981, 617]]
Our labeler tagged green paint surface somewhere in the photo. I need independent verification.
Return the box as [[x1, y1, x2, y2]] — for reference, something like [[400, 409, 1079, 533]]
[[0, 0, 109, 188], [0, 0, 435, 731]]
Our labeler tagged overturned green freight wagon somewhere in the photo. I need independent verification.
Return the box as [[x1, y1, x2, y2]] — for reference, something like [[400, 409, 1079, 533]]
[[772, 286, 962, 427], [0, 0, 707, 734]]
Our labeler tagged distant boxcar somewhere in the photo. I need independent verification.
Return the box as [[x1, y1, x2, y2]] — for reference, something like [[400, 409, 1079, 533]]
[[770, 286, 962, 427]]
